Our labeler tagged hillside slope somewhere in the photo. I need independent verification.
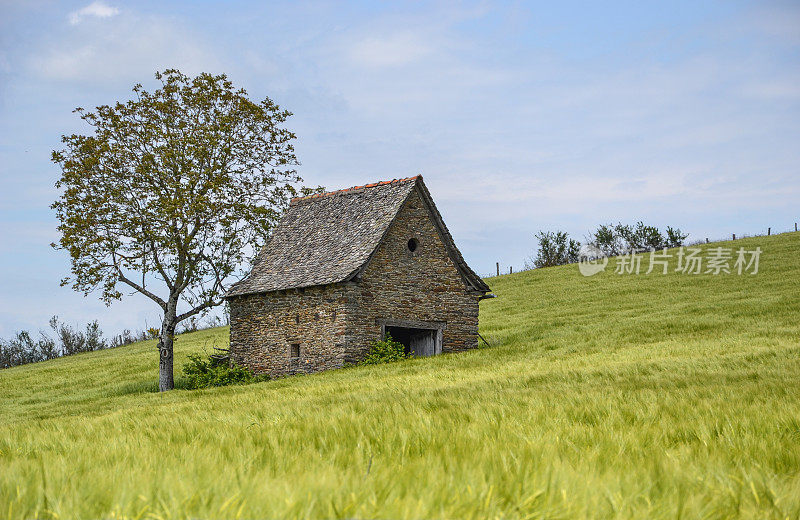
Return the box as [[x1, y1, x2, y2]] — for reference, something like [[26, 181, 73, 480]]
[[1, 233, 799, 519]]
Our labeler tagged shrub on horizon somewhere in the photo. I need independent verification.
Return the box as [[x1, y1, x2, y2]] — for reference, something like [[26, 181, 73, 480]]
[[530, 230, 581, 268]]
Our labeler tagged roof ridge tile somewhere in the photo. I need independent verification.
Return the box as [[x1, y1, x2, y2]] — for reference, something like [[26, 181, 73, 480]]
[[290, 175, 421, 204]]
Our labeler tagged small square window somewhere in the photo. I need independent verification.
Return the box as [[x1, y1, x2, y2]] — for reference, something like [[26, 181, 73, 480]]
[[290, 343, 301, 358]]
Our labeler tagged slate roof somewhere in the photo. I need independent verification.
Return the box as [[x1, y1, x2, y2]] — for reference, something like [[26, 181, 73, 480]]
[[226, 176, 490, 297]]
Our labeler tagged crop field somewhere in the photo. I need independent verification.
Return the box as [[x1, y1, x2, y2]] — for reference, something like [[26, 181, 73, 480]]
[[1, 233, 799, 519]]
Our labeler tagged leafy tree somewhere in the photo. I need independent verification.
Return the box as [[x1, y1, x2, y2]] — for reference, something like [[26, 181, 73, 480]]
[[613, 222, 650, 252], [665, 226, 689, 248], [589, 222, 689, 255], [531, 231, 580, 268], [51, 69, 316, 391], [589, 224, 624, 257], [633, 222, 664, 251]]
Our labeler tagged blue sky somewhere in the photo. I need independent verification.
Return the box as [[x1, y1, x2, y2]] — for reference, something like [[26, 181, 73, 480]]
[[1, 0, 799, 337]]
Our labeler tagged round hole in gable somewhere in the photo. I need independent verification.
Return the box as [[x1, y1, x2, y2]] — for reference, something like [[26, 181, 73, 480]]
[[407, 238, 419, 252]]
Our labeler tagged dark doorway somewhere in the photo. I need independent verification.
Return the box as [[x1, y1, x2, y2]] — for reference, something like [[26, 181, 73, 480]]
[[385, 326, 437, 357]]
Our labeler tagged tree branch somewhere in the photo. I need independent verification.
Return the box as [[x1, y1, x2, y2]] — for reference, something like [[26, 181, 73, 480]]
[[117, 270, 167, 310], [176, 299, 221, 323]]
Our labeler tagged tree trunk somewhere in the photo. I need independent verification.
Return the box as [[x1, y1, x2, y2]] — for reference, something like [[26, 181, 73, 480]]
[[158, 304, 178, 392]]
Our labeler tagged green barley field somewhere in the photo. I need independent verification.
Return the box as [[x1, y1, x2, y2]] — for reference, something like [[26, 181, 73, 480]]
[[2, 233, 799, 519]]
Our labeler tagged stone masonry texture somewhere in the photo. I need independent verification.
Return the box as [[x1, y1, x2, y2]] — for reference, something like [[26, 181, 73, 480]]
[[227, 181, 485, 378]]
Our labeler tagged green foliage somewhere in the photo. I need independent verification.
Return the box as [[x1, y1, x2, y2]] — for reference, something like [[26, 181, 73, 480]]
[[666, 225, 690, 248], [614, 221, 664, 251], [590, 221, 689, 255], [0, 317, 113, 369], [531, 230, 580, 268], [0, 233, 799, 519], [181, 353, 266, 389], [359, 333, 409, 365], [591, 223, 626, 256], [50, 68, 321, 390], [0, 330, 57, 368], [51, 69, 307, 308]]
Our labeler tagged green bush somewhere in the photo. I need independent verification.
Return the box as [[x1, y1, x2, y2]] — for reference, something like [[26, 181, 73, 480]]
[[181, 353, 267, 389], [360, 333, 409, 365]]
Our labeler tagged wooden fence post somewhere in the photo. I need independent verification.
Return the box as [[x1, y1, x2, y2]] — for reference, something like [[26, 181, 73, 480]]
[[496, 262, 500, 277], [733, 233, 736, 240], [510, 266, 513, 274], [795, 222, 797, 232], [768, 227, 771, 236]]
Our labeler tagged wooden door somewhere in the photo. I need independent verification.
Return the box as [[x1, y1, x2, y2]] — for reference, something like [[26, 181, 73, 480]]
[[410, 329, 435, 356]]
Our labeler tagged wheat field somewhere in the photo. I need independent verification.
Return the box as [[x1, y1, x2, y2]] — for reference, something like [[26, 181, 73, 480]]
[[1, 233, 799, 519]]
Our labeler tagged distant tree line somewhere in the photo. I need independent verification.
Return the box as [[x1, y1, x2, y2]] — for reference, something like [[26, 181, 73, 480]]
[[529, 222, 689, 268], [0, 312, 228, 370], [0, 317, 148, 369]]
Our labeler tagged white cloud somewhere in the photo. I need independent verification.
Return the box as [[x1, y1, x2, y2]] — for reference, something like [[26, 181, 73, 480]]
[[349, 32, 432, 67], [30, 13, 221, 85], [68, 1, 119, 25]]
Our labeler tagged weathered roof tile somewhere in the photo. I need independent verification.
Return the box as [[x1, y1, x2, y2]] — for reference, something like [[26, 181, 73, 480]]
[[226, 176, 489, 297]]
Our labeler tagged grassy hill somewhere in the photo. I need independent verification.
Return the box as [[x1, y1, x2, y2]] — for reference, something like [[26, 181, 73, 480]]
[[1, 233, 799, 519]]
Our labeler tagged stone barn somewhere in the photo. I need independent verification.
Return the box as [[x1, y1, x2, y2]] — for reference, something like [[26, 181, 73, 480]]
[[224, 175, 490, 377]]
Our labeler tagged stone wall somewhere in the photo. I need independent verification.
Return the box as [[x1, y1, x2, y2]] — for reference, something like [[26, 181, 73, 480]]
[[228, 186, 482, 377], [228, 283, 357, 377], [345, 187, 480, 361]]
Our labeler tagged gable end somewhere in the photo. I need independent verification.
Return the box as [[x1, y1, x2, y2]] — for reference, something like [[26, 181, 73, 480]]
[[347, 179, 490, 294]]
